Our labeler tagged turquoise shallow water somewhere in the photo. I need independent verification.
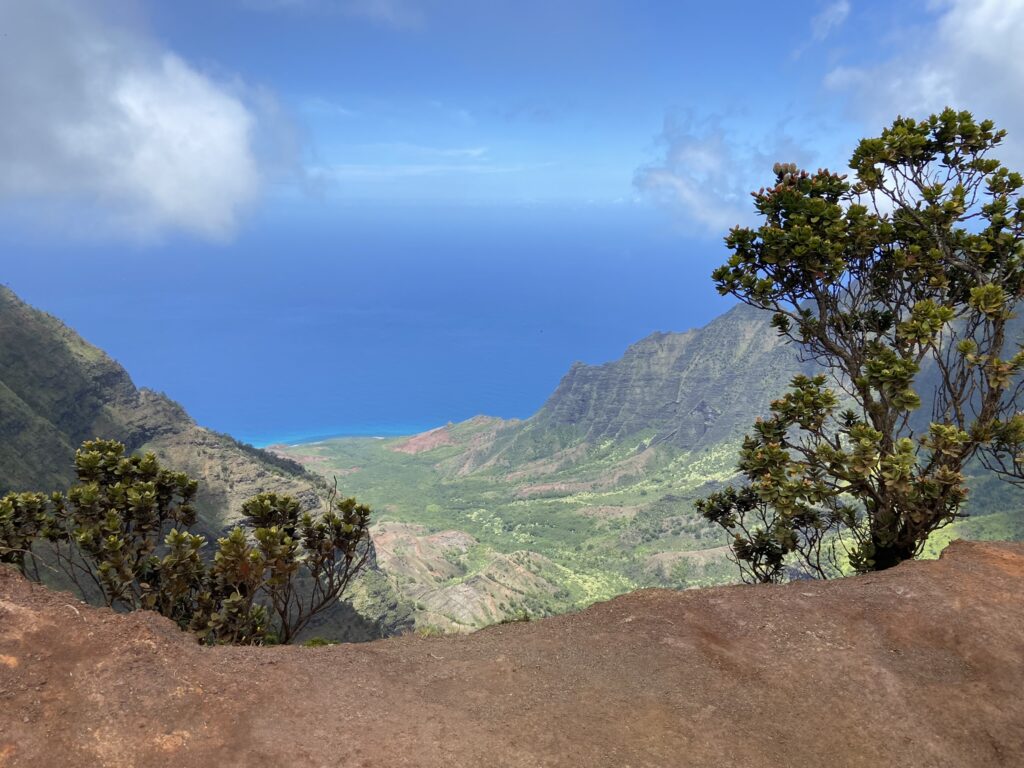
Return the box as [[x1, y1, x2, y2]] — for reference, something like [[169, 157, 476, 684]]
[[245, 424, 427, 448]]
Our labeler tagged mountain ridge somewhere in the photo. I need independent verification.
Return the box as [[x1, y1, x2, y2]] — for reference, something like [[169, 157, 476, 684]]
[[0, 284, 320, 527], [529, 302, 806, 449]]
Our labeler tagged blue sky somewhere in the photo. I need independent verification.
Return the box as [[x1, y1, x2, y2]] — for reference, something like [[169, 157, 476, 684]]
[[146, 0, 859, 212], [2, 1, 1023, 443]]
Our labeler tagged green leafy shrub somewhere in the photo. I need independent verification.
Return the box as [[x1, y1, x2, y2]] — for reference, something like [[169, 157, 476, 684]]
[[699, 108, 1024, 580], [0, 439, 372, 645]]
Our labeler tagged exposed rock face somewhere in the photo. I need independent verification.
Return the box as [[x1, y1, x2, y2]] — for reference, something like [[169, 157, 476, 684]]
[[532, 302, 806, 449], [414, 302, 808, 484], [0, 285, 320, 529], [532, 299, 1024, 454], [389, 426, 455, 454], [2, 540, 1022, 767]]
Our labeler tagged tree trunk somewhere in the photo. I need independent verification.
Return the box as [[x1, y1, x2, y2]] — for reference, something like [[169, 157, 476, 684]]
[[869, 540, 916, 571]]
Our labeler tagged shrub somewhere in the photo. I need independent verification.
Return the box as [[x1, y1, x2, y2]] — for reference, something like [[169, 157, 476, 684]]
[[0, 439, 372, 645]]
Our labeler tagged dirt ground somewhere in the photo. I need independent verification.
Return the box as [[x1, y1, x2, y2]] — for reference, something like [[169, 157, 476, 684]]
[[1, 540, 1022, 768]]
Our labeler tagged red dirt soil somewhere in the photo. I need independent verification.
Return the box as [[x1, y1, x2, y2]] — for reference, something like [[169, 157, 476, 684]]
[[390, 426, 454, 454], [2, 540, 1023, 767]]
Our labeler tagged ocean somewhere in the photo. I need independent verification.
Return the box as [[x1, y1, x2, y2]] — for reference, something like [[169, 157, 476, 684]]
[[4, 201, 733, 446]]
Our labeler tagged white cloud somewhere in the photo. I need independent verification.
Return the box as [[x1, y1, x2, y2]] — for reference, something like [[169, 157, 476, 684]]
[[812, 0, 851, 40], [822, 65, 867, 90], [0, 1, 262, 241], [634, 114, 817, 235], [825, 0, 1024, 166]]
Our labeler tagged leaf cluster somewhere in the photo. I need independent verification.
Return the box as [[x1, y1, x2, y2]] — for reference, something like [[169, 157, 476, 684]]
[[700, 108, 1024, 579], [0, 439, 372, 645]]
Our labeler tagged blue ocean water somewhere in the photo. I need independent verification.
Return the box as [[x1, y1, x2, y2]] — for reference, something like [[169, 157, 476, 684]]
[[3, 202, 733, 446]]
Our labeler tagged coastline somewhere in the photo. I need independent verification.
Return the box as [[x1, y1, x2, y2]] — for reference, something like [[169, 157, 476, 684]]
[[243, 424, 427, 449]]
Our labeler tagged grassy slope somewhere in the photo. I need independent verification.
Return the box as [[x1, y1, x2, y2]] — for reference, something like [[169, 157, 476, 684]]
[[280, 416, 1024, 631], [280, 423, 744, 628]]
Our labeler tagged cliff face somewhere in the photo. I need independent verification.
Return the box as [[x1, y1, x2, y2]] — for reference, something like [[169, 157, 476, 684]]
[[0, 285, 320, 528], [2, 540, 1022, 767], [533, 303, 805, 449]]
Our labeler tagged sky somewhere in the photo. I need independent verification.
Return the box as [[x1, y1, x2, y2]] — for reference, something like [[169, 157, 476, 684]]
[[2, 0, 1024, 444]]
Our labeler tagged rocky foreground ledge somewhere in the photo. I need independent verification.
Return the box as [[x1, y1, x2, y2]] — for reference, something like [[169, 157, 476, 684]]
[[1, 541, 1022, 768]]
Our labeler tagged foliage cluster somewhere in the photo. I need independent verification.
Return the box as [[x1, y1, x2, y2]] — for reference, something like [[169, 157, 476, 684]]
[[698, 108, 1024, 581], [0, 439, 371, 644]]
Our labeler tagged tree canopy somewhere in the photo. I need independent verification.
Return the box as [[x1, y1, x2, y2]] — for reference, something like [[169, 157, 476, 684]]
[[698, 108, 1024, 581]]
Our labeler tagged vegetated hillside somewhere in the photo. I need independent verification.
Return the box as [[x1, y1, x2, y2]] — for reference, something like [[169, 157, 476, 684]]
[[275, 303, 1024, 632], [0, 286, 405, 641], [0, 284, 321, 528], [2, 540, 1022, 767], [271, 307, 804, 631]]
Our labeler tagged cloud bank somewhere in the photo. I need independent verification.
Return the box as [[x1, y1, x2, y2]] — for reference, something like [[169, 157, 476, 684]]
[[638, 1, 1024, 234], [0, 1, 262, 241], [634, 115, 816, 235], [826, 0, 1024, 165]]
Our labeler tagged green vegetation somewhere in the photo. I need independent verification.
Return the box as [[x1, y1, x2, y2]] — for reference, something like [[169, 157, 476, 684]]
[[1, 439, 372, 645], [301, 637, 337, 647], [4, 186, 1022, 639], [700, 108, 1024, 581], [276, 426, 771, 629], [278, 260, 1024, 631]]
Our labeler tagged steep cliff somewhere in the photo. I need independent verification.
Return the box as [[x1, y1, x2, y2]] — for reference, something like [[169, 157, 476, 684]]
[[531, 302, 805, 449]]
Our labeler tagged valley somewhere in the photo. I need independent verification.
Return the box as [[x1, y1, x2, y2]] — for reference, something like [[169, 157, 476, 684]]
[[6, 5, 1024, 765], [273, 421, 740, 632], [6, 280, 1022, 638], [275, 306, 1024, 632]]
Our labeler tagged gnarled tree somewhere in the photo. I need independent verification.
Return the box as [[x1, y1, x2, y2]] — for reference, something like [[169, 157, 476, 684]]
[[697, 108, 1024, 581]]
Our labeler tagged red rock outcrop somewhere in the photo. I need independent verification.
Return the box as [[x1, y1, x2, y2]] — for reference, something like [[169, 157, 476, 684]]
[[2, 540, 1022, 767]]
